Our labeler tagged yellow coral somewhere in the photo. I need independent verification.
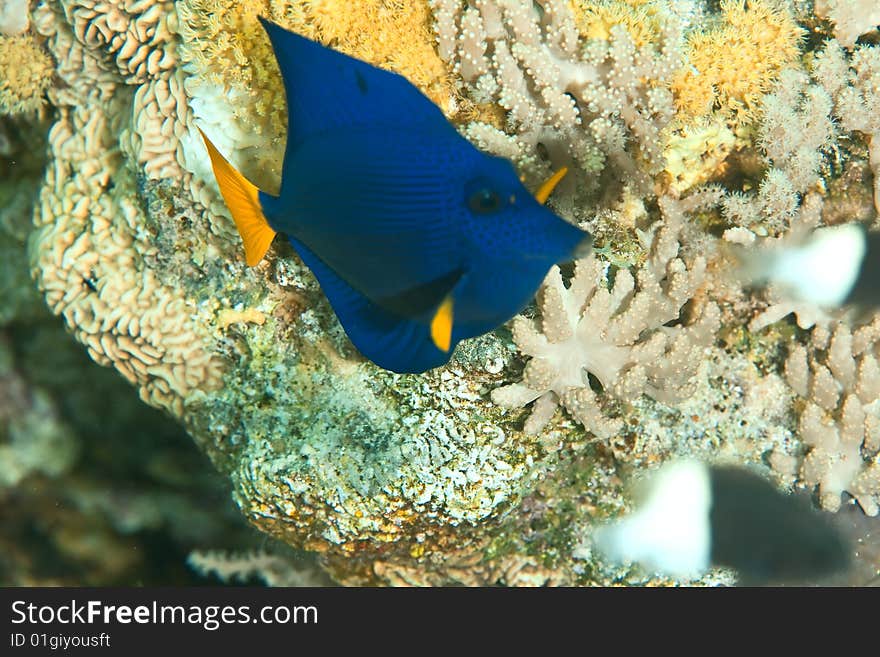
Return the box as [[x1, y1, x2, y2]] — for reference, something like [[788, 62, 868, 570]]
[[663, 118, 736, 194], [0, 35, 53, 115], [569, 0, 663, 48], [302, 0, 451, 104], [673, 0, 804, 121], [177, 0, 455, 141]]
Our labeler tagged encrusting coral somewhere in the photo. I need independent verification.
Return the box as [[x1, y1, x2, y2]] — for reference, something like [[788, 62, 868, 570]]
[[61, 0, 178, 84], [0, 114, 263, 585], [16, 0, 880, 586], [31, 0, 224, 417]]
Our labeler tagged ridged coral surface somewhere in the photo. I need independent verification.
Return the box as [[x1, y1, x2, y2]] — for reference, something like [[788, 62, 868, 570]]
[[12, 0, 880, 585]]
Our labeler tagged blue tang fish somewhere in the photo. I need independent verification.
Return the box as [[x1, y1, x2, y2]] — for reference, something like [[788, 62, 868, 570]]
[[200, 17, 592, 374]]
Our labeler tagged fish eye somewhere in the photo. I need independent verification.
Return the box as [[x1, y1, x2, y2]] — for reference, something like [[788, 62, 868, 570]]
[[467, 187, 503, 215]]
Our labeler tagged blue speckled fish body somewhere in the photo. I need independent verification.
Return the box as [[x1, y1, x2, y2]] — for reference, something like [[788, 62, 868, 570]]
[[208, 18, 591, 373]]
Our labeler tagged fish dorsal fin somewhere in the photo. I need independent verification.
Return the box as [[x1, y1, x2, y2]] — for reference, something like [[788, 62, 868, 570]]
[[199, 128, 277, 266], [535, 167, 569, 205], [258, 17, 448, 150], [286, 235, 453, 373]]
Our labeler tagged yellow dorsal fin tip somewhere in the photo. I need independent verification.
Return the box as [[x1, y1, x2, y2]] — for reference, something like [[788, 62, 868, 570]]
[[535, 166, 569, 205]]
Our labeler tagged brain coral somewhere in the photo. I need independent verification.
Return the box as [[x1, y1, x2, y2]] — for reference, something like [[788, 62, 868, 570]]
[[22, 0, 880, 585], [32, 0, 223, 416]]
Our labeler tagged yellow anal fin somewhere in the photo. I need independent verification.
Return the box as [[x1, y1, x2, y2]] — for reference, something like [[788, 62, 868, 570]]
[[198, 128, 276, 266], [535, 166, 569, 205], [430, 295, 454, 353]]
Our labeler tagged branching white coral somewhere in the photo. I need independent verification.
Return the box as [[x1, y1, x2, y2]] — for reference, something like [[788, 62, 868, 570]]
[[429, 0, 682, 192], [492, 194, 720, 438], [735, 43, 880, 330], [815, 0, 880, 50], [812, 40, 880, 214], [720, 68, 835, 234], [777, 321, 880, 515]]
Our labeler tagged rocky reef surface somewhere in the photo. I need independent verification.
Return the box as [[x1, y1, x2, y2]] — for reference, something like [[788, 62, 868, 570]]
[[3, 0, 880, 585], [0, 114, 318, 585]]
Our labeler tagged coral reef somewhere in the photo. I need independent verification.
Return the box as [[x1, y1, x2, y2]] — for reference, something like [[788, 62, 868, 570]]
[[717, 60, 836, 236], [0, 33, 54, 115], [30, 0, 598, 585], [811, 40, 880, 214], [729, 70, 833, 231], [815, 0, 880, 49], [0, 111, 264, 585], [31, 0, 224, 417], [491, 194, 720, 439], [430, 0, 683, 194], [672, 0, 804, 121], [773, 320, 880, 515], [12, 0, 880, 586]]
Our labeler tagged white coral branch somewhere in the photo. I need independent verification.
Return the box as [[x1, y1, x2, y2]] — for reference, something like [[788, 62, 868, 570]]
[[492, 204, 716, 439], [430, 0, 682, 191], [779, 319, 880, 515]]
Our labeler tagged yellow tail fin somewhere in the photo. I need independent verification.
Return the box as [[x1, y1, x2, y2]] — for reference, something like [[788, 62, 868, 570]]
[[198, 128, 276, 266], [535, 166, 569, 205]]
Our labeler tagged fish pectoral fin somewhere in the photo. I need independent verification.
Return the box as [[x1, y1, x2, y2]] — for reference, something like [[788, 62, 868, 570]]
[[198, 128, 276, 266], [374, 270, 464, 353], [535, 166, 569, 205], [430, 296, 454, 353], [286, 235, 452, 373]]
